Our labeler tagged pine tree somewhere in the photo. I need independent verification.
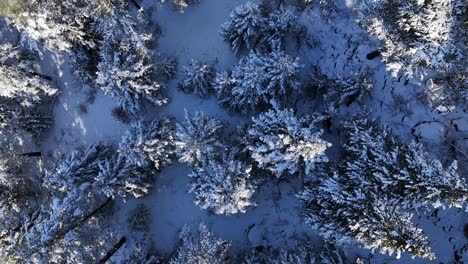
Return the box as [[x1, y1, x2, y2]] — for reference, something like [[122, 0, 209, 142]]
[[19, 186, 114, 263], [271, 244, 316, 264], [188, 156, 255, 215], [7, 0, 107, 53], [170, 223, 230, 264], [246, 109, 331, 178], [175, 110, 226, 165], [118, 118, 175, 171], [0, 44, 58, 137], [341, 117, 467, 210], [0, 140, 41, 261], [298, 116, 467, 259], [260, 6, 301, 51], [219, 2, 264, 54], [159, 0, 200, 12], [155, 55, 178, 80], [179, 60, 215, 97], [44, 144, 113, 193], [220, 2, 302, 54], [353, 0, 464, 80], [213, 51, 302, 114], [95, 154, 152, 199], [96, 16, 167, 117], [317, 70, 374, 113]]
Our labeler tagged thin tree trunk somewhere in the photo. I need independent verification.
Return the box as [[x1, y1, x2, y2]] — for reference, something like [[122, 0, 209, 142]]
[[366, 50, 381, 60], [128, 0, 143, 12], [98, 236, 127, 264], [21, 152, 42, 157]]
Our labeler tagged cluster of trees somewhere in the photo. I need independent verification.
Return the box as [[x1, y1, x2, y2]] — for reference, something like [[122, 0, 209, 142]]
[[174, 111, 255, 215], [0, 117, 175, 262], [5, 0, 177, 118], [169, 222, 365, 263], [214, 51, 302, 114], [0, 43, 59, 139], [178, 1, 305, 114], [174, 108, 331, 214], [353, 0, 467, 107], [219, 1, 303, 54], [298, 115, 467, 259], [216, 2, 304, 113]]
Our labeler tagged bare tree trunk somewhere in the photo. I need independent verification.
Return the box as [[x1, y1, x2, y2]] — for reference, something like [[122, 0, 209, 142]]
[[98, 236, 127, 264], [366, 50, 380, 60], [128, 0, 143, 12], [21, 152, 42, 157]]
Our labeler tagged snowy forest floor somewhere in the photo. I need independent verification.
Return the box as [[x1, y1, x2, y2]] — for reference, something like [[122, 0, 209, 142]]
[[21, 0, 467, 263]]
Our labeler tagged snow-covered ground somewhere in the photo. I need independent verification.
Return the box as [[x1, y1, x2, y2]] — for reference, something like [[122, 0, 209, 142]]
[[23, 0, 466, 262]]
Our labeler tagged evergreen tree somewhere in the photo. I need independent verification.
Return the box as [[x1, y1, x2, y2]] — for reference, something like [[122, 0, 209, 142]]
[[353, 0, 465, 80], [220, 2, 301, 54], [96, 154, 152, 199], [213, 51, 302, 114], [260, 6, 302, 51], [0, 140, 42, 261], [18, 185, 114, 263], [170, 223, 230, 264], [298, 116, 467, 259], [246, 109, 331, 178], [341, 117, 467, 210], [219, 2, 264, 54], [155, 55, 178, 80], [119, 118, 175, 171], [0, 43, 58, 137], [44, 144, 113, 193], [96, 16, 167, 117], [179, 60, 215, 97], [316, 70, 374, 113], [188, 156, 255, 215], [159, 0, 200, 12], [175, 110, 226, 165]]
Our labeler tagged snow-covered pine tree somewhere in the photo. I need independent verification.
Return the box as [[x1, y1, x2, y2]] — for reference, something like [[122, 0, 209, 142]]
[[119, 118, 175, 171], [0, 100, 53, 138], [298, 116, 467, 259], [7, 0, 108, 54], [311, 69, 374, 113], [179, 60, 215, 97], [170, 223, 230, 264], [44, 144, 113, 193], [155, 55, 178, 80], [246, 109, 331, 178], [260, 6, 301, 51], [19, 185, 113, 263], [271, 244, 316, 264], [353, 0, 464, 80], [298, 172, 435, 259], [188, 155, 255, 215], [96, 16, 167, 117], [175, 110, 226, 165], [0, 43, 59, 108], [213, 51, 302, 114], [0, 140, 42, 261], [0, 43, 58, 137], [219, 2, 264, 54], [95, 154, 152, 199], [159, 0, 200, 13], [341, 117, 467, 210], [220, 2, 302, 54]]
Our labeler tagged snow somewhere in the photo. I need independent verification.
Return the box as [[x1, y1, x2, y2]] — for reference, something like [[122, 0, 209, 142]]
[[1, 0, 465, 262]]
